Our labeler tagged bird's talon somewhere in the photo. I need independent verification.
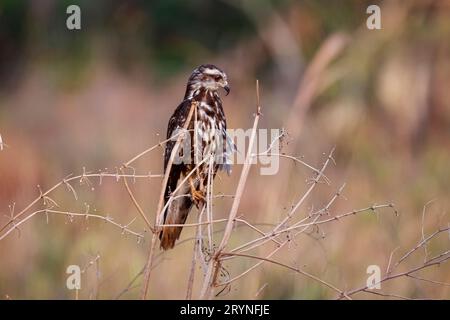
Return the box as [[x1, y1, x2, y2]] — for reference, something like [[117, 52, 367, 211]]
[[191, 190, 206, 207]]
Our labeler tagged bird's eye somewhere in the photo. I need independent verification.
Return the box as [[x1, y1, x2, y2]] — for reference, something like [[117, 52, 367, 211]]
[[214, 75, 221, 81]]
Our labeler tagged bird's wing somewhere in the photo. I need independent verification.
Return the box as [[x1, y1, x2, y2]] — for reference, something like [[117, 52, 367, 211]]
[[163, 98, 193, 199], [160, 99, 194, 250], [164, 99, 193, 171]]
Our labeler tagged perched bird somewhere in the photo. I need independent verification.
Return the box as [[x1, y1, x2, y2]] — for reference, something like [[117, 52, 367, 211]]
[[159, 64, 232, 250]]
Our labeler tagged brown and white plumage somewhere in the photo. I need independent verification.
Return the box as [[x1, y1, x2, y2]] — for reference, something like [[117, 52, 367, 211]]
[[159, 64, 232, 250]]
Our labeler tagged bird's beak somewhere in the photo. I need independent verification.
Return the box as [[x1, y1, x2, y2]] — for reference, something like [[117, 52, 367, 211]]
[[224, 85, 230, 96]]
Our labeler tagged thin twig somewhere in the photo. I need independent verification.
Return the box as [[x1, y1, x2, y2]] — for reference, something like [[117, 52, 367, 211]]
[[221, 252, 348, 298], [390, 226, 450, 274], [120, 166, 154, 232], [0, 172, 161, 239], [0, 209, 144, 241], [186, 205, 206, 300], [343, 252, 450, 298]]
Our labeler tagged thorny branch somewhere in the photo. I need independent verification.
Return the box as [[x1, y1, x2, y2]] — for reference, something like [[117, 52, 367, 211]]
[[0, 171, 162, 240]]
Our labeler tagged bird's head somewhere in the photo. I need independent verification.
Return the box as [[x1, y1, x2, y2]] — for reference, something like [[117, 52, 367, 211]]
[[185, 64, 230, 99]]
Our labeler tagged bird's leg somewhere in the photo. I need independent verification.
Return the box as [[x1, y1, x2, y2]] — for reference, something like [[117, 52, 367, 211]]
[[189, 176, 205, 207]]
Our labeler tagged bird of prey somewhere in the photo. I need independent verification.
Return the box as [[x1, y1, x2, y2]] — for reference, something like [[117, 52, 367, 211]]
[[159, 64, 232, 250]]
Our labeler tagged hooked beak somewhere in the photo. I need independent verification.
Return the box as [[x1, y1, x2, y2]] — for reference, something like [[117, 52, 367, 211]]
[[224, 85, 230, 96]]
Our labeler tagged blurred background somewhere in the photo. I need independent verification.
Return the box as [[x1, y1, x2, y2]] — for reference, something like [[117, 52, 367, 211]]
[[0, 0, 449, 299]]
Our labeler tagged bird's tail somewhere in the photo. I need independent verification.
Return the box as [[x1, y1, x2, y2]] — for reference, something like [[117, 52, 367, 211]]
[[159, 182, 193, 250]]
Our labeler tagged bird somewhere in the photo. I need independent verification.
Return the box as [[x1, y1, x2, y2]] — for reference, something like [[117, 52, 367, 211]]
[[159, 64, 232, 250]]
